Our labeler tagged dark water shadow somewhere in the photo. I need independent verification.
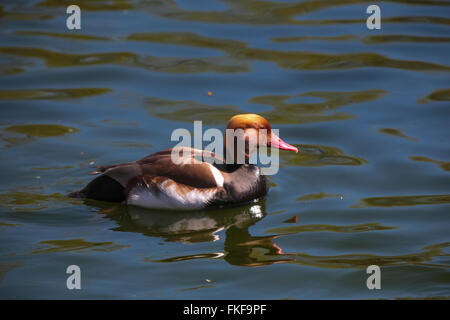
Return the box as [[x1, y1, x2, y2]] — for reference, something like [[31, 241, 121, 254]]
[[259, 242, 450, 269], [144, 89, 385, 126], [32, 239, 129, 254], [94, 200, 266, 244], [0, 88, 111, 100], [378, 128, 418, 141], [126, 31, 450, 72], [94, 193, 448, 268], [0, 47, 248, 74], [0, 188, 80, 211], [296, 192, 343, 201], [84, 199, 428, 269], [34, 0, 450, 28], [4, 29, 449, 77], [409, 156, 450, 172], [351, 194, 450, 208], [418, 88, 450, 104], [282, 144, 367, 167], [0, 261, 24, 284], [273, 34, 450, 44], [0, 123, 79, 148], [4, 124, 78, 137], [265, 222, 396, 235], [86, 198, 295, 266], [14, 30, 111, 41]]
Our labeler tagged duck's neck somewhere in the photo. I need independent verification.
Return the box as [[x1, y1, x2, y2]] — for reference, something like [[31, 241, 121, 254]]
[[223, 143, 250, 166]]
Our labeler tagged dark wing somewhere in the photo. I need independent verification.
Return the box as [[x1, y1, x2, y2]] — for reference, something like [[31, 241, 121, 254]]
[[101, 147, 225, 189], [75, 147, 226, 202]]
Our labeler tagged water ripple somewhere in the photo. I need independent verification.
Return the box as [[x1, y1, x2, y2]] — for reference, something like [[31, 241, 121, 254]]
[[351, 194, 450, 207]]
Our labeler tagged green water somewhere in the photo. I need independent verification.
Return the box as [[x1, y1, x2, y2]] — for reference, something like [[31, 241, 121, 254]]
[[0, 0, 449, 299]]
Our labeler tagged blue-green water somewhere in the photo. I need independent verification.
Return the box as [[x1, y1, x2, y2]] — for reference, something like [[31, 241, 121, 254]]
[[0, 0, 449, 299]]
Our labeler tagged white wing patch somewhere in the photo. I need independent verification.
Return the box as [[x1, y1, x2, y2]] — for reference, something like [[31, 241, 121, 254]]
[[208, 163, 224, 187]]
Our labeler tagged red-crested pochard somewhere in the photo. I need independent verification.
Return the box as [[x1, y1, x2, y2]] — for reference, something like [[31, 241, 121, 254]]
[[69, 114, 298, 210]]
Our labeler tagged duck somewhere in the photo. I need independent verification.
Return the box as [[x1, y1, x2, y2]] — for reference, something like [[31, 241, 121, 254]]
[[69, 114, 298, 210]]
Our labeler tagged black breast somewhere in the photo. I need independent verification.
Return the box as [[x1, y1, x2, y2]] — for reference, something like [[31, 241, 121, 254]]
[[209, 164, 267, 207]]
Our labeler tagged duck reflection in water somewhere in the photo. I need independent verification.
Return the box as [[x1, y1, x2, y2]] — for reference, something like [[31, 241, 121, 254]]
[[89, 199, 293, 267]]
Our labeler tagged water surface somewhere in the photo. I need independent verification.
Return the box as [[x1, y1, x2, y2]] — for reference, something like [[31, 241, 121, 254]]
[[0, 0, 449, 299]]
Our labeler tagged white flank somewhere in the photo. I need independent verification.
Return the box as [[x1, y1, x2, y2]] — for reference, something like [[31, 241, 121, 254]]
[[127, 180, 216, 210]]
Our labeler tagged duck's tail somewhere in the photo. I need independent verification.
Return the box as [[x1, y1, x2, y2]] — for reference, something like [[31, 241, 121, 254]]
[[68, 175, 126, 202]]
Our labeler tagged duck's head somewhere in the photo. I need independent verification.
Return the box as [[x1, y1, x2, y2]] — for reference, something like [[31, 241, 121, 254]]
[[225, 114, 298, 163]]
